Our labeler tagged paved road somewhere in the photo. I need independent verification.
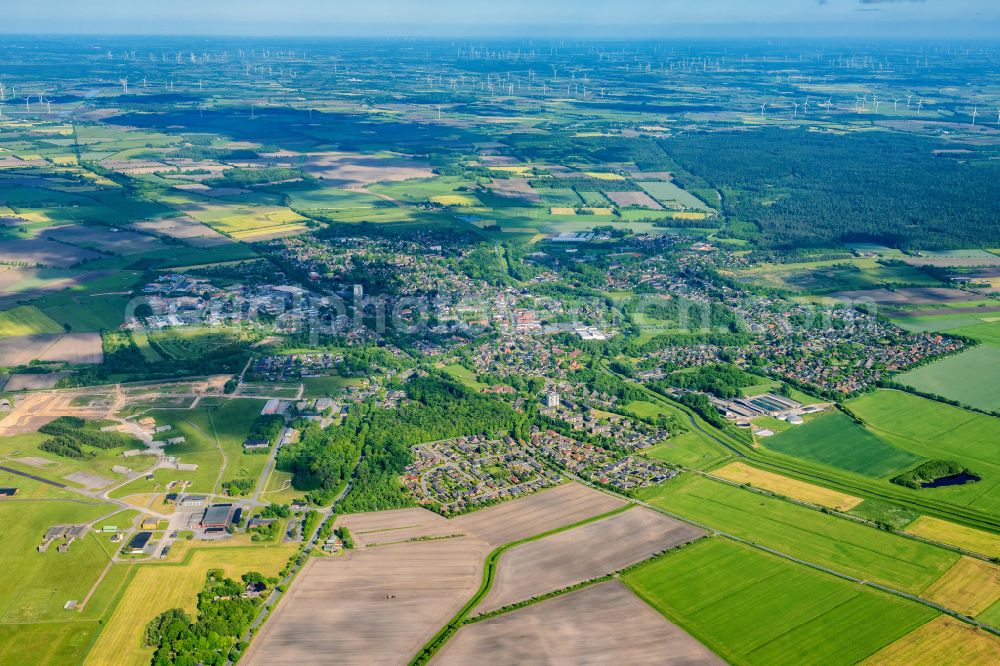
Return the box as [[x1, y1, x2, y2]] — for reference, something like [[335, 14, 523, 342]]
[[0, 464, 67, 488], [233, 476, 356, 664], [251, 427, 289, 504]]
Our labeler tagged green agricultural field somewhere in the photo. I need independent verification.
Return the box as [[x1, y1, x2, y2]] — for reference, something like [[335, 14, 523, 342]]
[[895, 346, 1000, 411], [847, 390, 1000, 514], [368, 176, 475, 203], [538, 189, 584, 207], [625, 538, 937, 665], [639, 475, 958, 593], [761, 411, 921, 478], [0, 305, 63, 336], [948, 319, 1000, 346], [740, 260, 942, 293], [637, 180, 713, 211]]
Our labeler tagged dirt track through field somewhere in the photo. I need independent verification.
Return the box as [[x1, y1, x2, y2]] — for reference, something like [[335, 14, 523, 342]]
[[245, 483, 628, 664], [244, 537, 490, 666], [449, 482, 627, 546], [478, 507, 704, 613], [434, 581, 724, 665]]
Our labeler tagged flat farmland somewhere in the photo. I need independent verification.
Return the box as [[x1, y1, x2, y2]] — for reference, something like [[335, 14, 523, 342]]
[[449, 482, 627, 546], [711, 462, 863, 511], [638, 180, 714, 210], [862, 616, 1000, 665], [905, 516, 1000, 558], [0, 305, 63, 336], [340, 507, 459, 547], [437, 581, 723, 665], [921, 557, 1000, 616], [606, 191, 663, 209], [832, 287, 977, 306], [477, 507, 704, 614], [639, 475, 959, 593], [761, 411, 920, 478], [130, 215, 233, 247], [895, 346, 1000, 411], [86, 544, 295, 666], [244, 537, 491, 666], [0, 238, 103, 267], [848, 391, 1000, 514], [302, 152, 433, 187], [0, 332, 102, 366], [624, 538, 937, 665], [41, 225, 166, 256]]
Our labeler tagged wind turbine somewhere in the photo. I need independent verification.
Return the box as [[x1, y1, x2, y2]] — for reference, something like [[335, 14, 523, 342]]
[[792, 101, 800, 118], [893, 97, 901, 111], [996, 107, 1000, 127], [971, 106, 979, 126], [759, 103, 767, 118], [916, 99, 924, 114], [119, 78, 128, 95], [24, 96, 31, 112], [906, 94, 913, 109], [0, 83, 5, 102]]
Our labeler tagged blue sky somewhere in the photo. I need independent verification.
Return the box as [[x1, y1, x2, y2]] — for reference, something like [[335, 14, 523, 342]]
[[4, 0, 999, 37]]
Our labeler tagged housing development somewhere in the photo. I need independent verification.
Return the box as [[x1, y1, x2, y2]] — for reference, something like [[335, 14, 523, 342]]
[[2, 15, 1000, 666]]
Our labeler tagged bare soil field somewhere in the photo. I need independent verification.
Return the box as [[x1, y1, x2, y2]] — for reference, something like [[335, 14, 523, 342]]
[[450, 482, 628, 547], [340, 507, 459, 547], [42, 225, 165, 256], [303, 152, 434, 187], [0, 332, 101, 366], [435, 581, 724, 665], [246, 484, 627, 664], [486, 178, 542, 203], [0, 238, 103, 267], [245, 537, 491, 666], [130, 216, 234, 247], [832, 287, 977, 306], [606, 191, 664, 210], [478, 507, 704, 613], [4, 373, 69, 391]]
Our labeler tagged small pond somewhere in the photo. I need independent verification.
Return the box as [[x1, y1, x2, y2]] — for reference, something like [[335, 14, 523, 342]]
[[921, 472, 981, 488]]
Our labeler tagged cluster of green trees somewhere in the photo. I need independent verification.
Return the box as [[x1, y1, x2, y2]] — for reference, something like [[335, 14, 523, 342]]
[[661, 364, 760, 399], [207, 167, 303, 188], [664, 128, 1000, 249], [145, 571, 270, 666], [276, 420, 363, 505], [221, 478, 255, 497], [37, 417, 131, 459], [891, 460, 980, 489], [246, 414, 284, 447], [338, 376, 528, 512], [279, 375, 526, 510]]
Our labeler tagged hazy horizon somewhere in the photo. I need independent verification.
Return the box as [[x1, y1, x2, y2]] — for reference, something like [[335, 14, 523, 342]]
[[4, 0, 1000, 39]]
